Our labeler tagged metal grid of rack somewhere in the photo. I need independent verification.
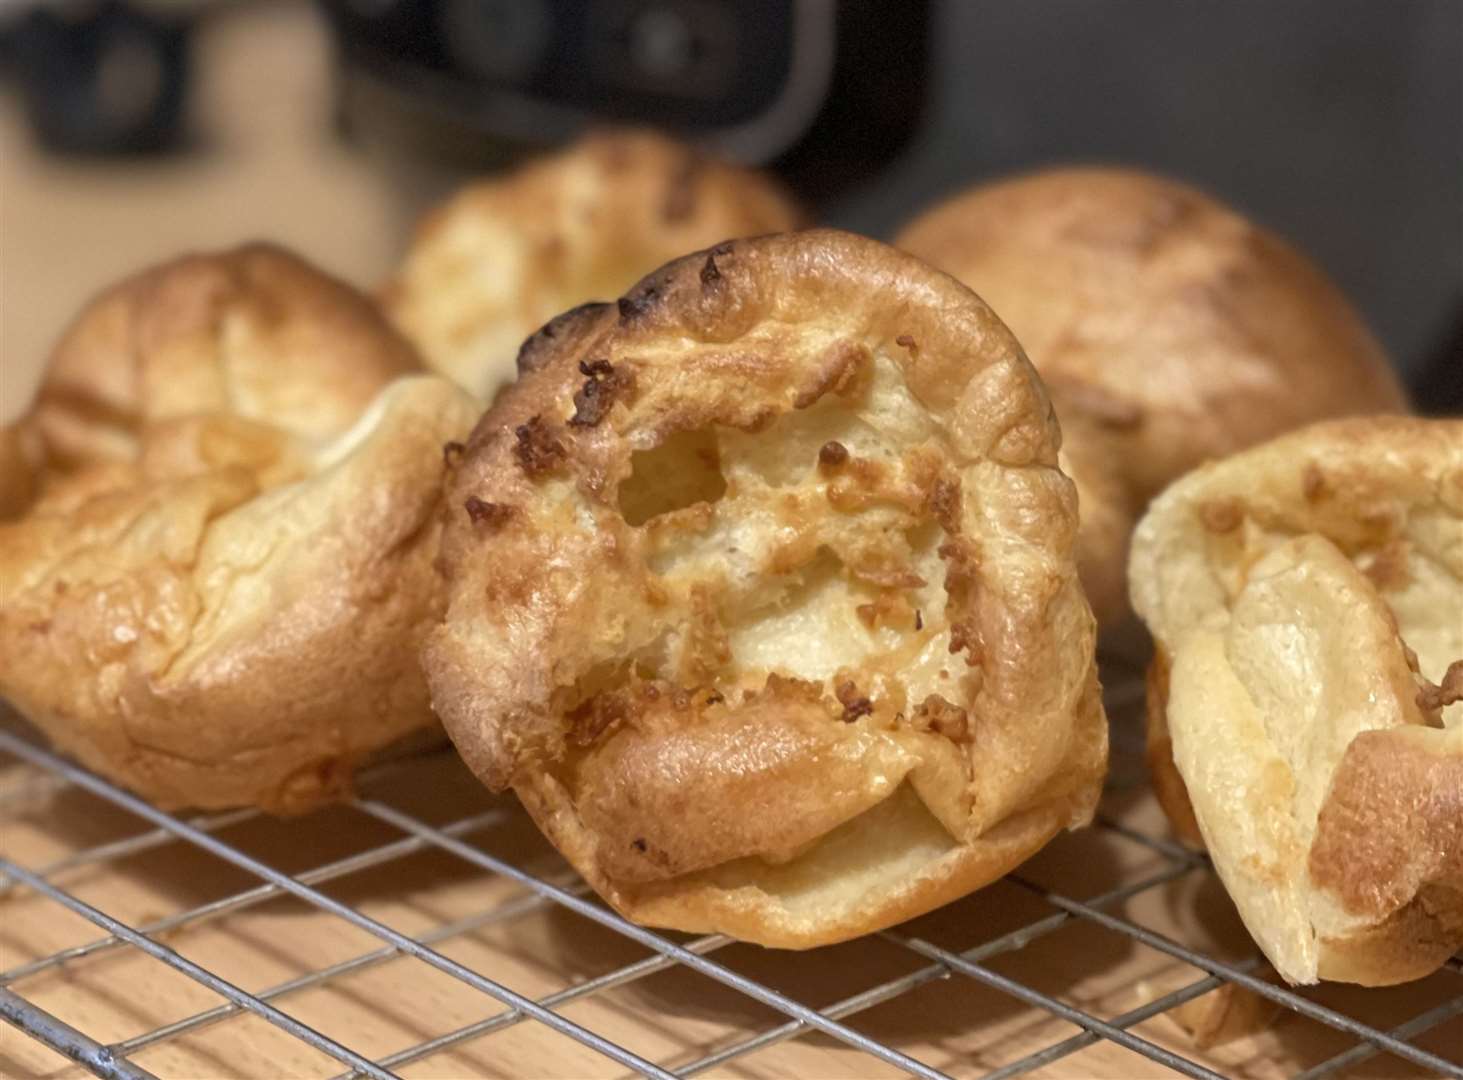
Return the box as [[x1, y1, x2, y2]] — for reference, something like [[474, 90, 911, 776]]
[[2, 672, 1460, 1080]]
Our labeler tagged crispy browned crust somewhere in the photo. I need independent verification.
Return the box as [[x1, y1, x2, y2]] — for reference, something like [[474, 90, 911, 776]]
[[1129, 416, 1463, 985], [384, 129, 806, 400], [426, 229, 1108, 947], [25, 242, 420, 476], [1309, 728, 1463, 984], [0, 247, 479, 812], [897, 168, 1409, 625]]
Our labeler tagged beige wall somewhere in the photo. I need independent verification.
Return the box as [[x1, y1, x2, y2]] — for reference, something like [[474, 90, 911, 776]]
[[1, 2, 414, 422]]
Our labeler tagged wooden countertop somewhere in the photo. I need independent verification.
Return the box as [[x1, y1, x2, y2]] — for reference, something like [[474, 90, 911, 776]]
[[2, 693, 1458, 1079]]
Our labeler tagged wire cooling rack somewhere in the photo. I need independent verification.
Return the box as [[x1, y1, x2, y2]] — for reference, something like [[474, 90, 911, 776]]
[[1, 665, 1460, 1080]]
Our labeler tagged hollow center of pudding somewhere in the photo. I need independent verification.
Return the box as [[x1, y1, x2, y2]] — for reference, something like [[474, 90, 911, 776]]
[[622, 349, 968, 708], [558, 348, 985, 887]]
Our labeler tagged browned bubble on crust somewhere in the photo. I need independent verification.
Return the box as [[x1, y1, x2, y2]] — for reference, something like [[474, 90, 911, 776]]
[[912, 693, 970, 741], [617, 289, 660, 325], [818, 440, 849, 469], [835, 680, 874, 722], [464, 497, 513, 529], [514, 415, 567, 474], [569, 358, 637, 428]]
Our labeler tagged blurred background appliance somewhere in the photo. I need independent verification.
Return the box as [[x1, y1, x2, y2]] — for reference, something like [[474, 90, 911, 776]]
[[1, 0, 1459, 414]]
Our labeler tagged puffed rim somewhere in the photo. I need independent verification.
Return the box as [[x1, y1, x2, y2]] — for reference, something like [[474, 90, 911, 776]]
[[427, 229, 1107, 947]]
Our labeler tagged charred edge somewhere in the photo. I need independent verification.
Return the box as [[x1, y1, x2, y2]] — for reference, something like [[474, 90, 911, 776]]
[[818, 440, 849, 469], [514, 415, 567, 474], [835, 680, 874, 722], [569, 358, 635, 427], [516, 302, 610, 374], [700, 253, 722, 286], [915, 609, 924, 631], [442, 441, 466, 468], [617, 287, 660, 325], [464, 497, 513, 528]]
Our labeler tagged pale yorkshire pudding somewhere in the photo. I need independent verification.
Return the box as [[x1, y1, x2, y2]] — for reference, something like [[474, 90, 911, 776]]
[[382, 129, 804, 400], [1130, 417, 1463, 985], [0, 246, 479, 812], [426, 229, 1108, 947], [896, 168, 1409, 624]]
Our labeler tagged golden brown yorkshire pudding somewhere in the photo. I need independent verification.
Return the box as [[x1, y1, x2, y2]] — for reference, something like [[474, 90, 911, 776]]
[[0, 424, 43, 520], [20, 242, 421, 477], [382, 129, 804, 400], [426, 229, 1108, 947], [1130, 417, 1463, 985], [0, 247, 478, 813], [896, 168, 1409, 625]]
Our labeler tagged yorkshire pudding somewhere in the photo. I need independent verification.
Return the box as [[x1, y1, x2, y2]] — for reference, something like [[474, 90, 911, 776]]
[[383, 129, 803, 400], [1130, 417, 1463, 985], [426, 229, 1107, 947], [0, 246, 478, 812], [897, 168, 1409, 624]]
